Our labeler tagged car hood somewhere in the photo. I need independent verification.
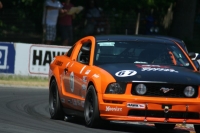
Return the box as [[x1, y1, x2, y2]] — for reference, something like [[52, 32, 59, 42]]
[[97, 63, 200, 85]]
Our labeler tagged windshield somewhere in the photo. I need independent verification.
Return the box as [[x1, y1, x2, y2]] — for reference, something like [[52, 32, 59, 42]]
[[94, 41, 193, 69]]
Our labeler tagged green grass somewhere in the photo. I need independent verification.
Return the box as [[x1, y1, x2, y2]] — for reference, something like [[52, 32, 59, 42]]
[[0, 75, 48, 87], [0, 75, 48, 81]]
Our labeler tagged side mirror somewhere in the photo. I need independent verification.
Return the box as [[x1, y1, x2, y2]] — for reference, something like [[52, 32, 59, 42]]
[[188, 52, 196, 59], [195, 53, 200, 60]]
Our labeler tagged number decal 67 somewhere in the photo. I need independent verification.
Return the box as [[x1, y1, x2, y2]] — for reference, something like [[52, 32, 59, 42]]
[[115, 70, 137, 77]]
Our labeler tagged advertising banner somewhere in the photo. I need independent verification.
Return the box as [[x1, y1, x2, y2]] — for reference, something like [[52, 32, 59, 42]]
[[15, 43, 71, 76], [29, 45, 71, 75], [0, 42, 15, 74]]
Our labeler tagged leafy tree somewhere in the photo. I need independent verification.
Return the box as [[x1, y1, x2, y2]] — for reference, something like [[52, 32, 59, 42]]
[[170, 0, 197, 40], [0, 0, 199, 46]]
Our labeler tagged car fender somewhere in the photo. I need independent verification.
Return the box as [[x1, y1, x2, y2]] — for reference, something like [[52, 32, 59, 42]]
[[88, 69, 116, 104], [88, 75, 102, 94], [50, 66, 63, 97]]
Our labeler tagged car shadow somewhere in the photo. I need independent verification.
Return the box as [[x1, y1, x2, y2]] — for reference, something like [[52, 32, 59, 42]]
[[64, 116, 191, 133]]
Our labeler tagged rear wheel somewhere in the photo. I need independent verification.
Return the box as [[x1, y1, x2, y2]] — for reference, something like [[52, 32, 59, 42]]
[[49, 79, 64, 120], [84, 85, 109, 128], [154, 123, 176, 130]]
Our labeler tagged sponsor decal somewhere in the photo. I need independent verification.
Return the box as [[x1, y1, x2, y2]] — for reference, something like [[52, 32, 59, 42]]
[[105, 106, 122, 111], [127, 103, 145, 109], [137, 64, 178, 73], [80, 65, 86, 74], [85, 70, 91, 75], [141, 68, 178, 73], [66, 62, 70, 67], [136, 64, 169, 68], [55, 60, 63, 66], [29, 45, 69, 74], [0, 43, 15, 74], [70, 99, 84, 108], [115, 70, 137, 77], [160, 87, 174, 93], [82, 76, 87, 82], [81, 84, 87, 98], [92, 74, 99, 78], [70, 62, 74, 67], [69, 72, 74, 92]]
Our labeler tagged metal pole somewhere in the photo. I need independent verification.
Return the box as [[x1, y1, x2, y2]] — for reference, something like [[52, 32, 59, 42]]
[[135, 12, 140, 35]]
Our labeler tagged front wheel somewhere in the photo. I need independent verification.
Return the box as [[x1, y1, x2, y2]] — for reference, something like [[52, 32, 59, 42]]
[[49, 79, 64, 120], [84, 85, 109, 128], [154, 123, 176, 130]]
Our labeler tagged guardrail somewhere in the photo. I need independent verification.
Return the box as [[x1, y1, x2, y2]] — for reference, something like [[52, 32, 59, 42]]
[[0, 42, 71, 77]]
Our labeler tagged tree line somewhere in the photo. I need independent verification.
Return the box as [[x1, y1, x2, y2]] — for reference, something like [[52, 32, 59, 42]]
[[0, 0, 199, 46]]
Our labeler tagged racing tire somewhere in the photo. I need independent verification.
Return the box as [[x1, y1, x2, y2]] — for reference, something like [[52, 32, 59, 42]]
[[49, 79, 64, 120], [154, 123, 176, 130], [194, 125, 200, 132], [84, 85, 109, 128]]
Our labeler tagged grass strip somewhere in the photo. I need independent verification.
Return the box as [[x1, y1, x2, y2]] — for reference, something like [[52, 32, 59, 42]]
[[0, 75, 48, 87]]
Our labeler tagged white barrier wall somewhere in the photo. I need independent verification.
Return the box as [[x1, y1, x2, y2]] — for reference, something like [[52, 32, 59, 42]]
[[14, 43, 71, 77]]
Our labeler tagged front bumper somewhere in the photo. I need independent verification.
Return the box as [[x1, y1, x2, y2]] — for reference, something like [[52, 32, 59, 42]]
[[99, 94, 200, 124]]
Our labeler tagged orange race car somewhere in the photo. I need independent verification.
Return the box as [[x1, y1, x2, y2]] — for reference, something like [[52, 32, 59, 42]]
[[48, 35, 200, 132]]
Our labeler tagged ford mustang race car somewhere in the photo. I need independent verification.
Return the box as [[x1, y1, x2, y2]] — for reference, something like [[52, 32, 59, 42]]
[[49, 35, 200, 132]]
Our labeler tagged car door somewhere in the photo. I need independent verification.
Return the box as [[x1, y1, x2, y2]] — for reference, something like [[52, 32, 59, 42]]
[[62, 39, 92, 111]]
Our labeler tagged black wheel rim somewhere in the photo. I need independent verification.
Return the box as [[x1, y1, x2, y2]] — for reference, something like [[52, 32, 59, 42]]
[[85, 91, 94, 123]]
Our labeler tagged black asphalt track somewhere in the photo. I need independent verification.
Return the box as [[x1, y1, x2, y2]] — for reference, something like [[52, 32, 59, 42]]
[[0, 86, 192, 133]]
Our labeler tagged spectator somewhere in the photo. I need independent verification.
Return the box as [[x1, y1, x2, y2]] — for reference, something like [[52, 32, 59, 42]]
[[58, 0, 74, 46], [83, 0, 102, 36], [42, 0, 63, 45], [144, 8, 160, 35], [0, 1, 3, 9], [145, 9, 155, 35]]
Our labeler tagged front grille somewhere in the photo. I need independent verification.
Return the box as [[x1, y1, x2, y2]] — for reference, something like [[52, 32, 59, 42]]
[[128, 110, 199, 119], [131, 83, 198, 98]]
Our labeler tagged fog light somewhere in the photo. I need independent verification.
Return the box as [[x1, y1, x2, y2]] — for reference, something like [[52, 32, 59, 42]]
[[135, 84, 147, 95], [184, 86, 195, 97]]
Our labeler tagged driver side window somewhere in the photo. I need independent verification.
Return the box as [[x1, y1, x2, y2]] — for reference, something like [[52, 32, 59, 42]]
[[77, 41, 91, 65]]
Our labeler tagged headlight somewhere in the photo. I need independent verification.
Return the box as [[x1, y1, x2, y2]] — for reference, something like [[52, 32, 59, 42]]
[[184, 86, 195, 97], [105, 83, 126, 94], [135, 84, 147, 95]]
